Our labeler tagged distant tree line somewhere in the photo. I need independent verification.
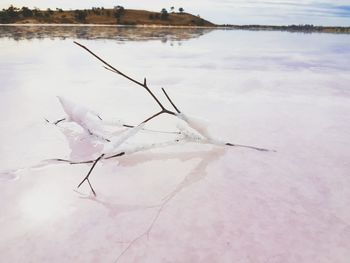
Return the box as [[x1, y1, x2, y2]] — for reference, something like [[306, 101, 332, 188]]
[[148, 6, 186, 21], [0, 6, 33, 23], [0, 5, 127, 23], [0, 5, 61, 22]]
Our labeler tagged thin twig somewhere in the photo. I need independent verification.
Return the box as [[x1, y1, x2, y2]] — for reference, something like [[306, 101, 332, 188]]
[[54, 118, 66, 125], [77, 154, 105, 195], [87, 179, 96, 196], [51, 158, 95, 164], [162, 88, 181, 113], [122, 124, 134, 128], [104, 152, 125, 160], [141, 111, 164, 124], [45, 118, 66, 125], [86, 128, 111, 142], [226, 142, 274, 152]]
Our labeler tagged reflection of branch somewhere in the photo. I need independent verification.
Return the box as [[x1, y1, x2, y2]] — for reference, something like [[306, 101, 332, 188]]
[[162, 148, 226, 203], [113, 147, 226, 262], [114, 201, 166, 263]]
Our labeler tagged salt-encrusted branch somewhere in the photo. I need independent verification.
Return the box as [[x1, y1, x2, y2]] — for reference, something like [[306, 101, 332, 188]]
[[67, 41, 275, 195], [0, 138, 187, 183], [50, 139, 183, 165], [46, 116, 180, 135], [53, 136, 185, 195], [73, 41, 273, 149]]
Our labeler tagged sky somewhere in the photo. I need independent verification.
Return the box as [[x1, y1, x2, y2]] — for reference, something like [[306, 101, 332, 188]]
[[1, 0, 350, 26]]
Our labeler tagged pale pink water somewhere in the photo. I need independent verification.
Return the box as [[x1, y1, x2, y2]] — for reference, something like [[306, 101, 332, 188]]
[[0, 26, 350, 263]]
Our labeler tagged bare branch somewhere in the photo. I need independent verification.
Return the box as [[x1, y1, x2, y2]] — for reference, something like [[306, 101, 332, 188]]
[[162, 88, 181, 113], [68, 42, 276, 196], [74, 41, 167, 111]]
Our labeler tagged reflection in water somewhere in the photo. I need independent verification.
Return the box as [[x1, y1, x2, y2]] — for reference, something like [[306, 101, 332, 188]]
[[112, 147, 227, 262], [0, 25, 213, 42]]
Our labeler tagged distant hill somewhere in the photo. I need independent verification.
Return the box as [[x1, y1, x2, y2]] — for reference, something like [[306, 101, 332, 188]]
[[1, 6, 348, 33], [0, 6, 215, 27]]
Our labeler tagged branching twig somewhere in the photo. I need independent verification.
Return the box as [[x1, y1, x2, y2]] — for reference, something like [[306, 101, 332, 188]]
[[77, 154, 105, 196], [74, 41, 170, 112]]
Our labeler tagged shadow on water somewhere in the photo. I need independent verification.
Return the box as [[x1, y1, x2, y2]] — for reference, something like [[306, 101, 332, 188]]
[[0, 25, 214, 42]]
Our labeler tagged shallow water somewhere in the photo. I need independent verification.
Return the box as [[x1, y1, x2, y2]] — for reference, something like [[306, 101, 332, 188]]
[[0, 25, 350, 263]]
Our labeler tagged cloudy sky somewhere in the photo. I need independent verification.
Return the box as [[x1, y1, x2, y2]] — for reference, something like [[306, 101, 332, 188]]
[[1, 0, 350, 26]]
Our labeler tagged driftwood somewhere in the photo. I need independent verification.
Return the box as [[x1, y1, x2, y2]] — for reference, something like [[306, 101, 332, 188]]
[[46, 41, 275, 196]]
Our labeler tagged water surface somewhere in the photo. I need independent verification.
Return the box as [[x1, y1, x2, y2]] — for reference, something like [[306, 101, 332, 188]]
[[1, 25, 350, 263]]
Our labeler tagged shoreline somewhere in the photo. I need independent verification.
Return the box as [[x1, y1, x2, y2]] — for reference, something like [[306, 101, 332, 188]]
[[1, 23, 349, 34], [0, 23, 216, 29]]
